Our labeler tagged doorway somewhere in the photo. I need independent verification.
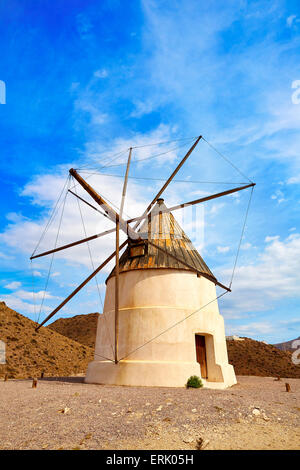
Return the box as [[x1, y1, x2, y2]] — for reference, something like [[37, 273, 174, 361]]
[[195, 335, 208, 379]]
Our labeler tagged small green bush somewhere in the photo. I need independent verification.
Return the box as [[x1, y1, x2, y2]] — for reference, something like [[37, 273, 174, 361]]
[[186, 375, 203, 388]]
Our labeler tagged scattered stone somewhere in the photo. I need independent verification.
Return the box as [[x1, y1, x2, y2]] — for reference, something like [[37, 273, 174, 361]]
[[183, 436, 194, 444], [58, 407, 70, 414], [252, 408, 260, 416], [191, 408, 197, 413], [196, 437, 210, 450], [285, 383, 291, 392], [156, 405, 163, 411]]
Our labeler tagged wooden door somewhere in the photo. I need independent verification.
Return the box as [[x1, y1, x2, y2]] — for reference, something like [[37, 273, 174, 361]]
[[195, 335, 208, 379]]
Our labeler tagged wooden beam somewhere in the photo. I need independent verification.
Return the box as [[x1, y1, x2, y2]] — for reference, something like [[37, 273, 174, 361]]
[[147, 240, 231, 292], [127, 183, 255, 226], [35, 240, 128, 330], [119, 147, 132, 219], [115, 219, 120, 363], [133, 136, 202, 230], [69, 169, 139, 240], [166, 182, 255, 213], [30, 227, 116, 260]]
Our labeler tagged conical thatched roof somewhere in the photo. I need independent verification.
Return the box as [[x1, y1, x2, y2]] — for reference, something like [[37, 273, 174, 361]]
[[106, 198, 216, 283]]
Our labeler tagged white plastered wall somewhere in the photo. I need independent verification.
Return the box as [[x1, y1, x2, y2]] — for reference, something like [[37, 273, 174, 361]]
[[85, 269, 236, 389]]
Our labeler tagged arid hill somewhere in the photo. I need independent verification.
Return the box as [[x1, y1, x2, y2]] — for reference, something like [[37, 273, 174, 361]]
[[48, 313, 99, 348], [226, 337, 300, 378], [1, 302, 299, 380], [0, 302, 93, 379], [273, 336, 300, 352]]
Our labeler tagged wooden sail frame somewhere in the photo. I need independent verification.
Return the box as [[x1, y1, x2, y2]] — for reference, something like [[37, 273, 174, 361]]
[[33, 135, 255, 366]]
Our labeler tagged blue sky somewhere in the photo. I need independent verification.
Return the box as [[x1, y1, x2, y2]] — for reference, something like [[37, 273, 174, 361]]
[[0, 0, 300, 343]]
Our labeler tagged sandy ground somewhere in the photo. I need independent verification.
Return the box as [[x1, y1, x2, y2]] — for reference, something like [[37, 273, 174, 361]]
[[0, 375, 299, 450]]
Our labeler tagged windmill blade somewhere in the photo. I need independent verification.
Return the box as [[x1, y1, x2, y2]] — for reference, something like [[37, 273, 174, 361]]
[[69, 168, 139, 240], [133, 135, 202, 230], [125, 183, 255, 227], [35, 239, 128, 330], [147, 240, 231, 292], [166, 182, 255, 212], [30, 227, 117, 260]]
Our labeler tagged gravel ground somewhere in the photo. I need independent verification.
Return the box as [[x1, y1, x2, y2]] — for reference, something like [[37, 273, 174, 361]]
[[0, 375, 299, 450]]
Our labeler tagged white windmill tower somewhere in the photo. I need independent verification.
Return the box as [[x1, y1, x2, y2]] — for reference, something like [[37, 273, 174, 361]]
[[33, 136, 255, 388]]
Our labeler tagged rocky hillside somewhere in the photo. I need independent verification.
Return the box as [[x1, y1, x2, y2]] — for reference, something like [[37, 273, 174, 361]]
[[273, 336, 300, 352], [226, 337, 300, 378], [0, 302, 93, 379], [48, 313, 99, 348]]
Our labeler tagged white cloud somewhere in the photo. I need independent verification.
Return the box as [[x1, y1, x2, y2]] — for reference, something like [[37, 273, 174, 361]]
[[0, 252, 14, 260], [0, 295, 51, 315], [4, 281, 21, 290], [265, 235, 279, 242], [0, 154, 154, 273], [286, 15, 297, 27], [83, 123, 183, 167], [130, 99, 156, 117], [13, 289, 59, 300], [221, 233, 300, 315], [229, 321, 275, 336], [94, 69, 108, 78], [270, 189, 286, 204], [217, 246, 230, 253], [74, 98, 108, 125], [241, 242, 252, 250], [32, 271, 42, 277]]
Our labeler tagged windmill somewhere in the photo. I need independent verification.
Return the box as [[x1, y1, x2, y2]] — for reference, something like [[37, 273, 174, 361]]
[[31, 135, 255, 388]]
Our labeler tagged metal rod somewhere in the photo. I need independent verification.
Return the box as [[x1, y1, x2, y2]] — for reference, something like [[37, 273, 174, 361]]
[[30, 227, 116, 260], [133, 136, 202, 230], [120, 147, 132, 219], [115, 219, 120, 364], [147, 240, 231, 292], [35, 240, 128, 330], [69, 169, 139, 240]]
